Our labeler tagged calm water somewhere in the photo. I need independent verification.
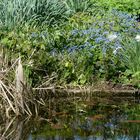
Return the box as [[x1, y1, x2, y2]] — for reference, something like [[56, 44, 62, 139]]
[[1, 94, 140, 140]]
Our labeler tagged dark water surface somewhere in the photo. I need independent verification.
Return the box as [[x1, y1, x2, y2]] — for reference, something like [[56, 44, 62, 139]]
[[1, 94, 140, 140]]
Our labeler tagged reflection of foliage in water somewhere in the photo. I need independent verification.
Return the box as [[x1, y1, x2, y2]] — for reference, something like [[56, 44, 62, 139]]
[[1, 96, 140, 140], [0, 117, 35, 140], [30, 96, 140, 139]]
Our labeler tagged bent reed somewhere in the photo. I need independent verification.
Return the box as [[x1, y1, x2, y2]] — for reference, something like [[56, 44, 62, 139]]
[[0, 49, 48, 118]]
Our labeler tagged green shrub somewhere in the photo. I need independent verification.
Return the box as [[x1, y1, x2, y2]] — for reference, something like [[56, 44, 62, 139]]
[[91, 0, 140, 16], [1, 10, 140, 86]]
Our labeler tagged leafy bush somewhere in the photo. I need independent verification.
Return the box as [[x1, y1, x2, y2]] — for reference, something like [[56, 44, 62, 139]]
[[91, 0, 140, 16], [1, 9, 140, 86], [63, 10, 139, 51], [56, 11, 139, 83]]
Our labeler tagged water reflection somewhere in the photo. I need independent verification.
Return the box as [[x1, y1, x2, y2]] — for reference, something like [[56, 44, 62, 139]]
[[0, 117, 34, 140], [1, 95, 140, 140]]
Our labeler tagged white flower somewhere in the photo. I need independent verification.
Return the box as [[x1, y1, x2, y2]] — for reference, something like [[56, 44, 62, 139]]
[[113, 46, 122, 55], [135, 35, 140, 42], [107, 34, 117, 41]]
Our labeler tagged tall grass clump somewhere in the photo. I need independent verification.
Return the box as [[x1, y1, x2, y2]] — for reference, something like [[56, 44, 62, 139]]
[[120, 40, 140, 87], [0, 0, 67, 29], [64, 0, 92, 15]]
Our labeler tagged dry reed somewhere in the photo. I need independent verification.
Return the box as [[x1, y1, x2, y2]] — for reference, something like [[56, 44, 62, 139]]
[[0, 49, 46, 118]]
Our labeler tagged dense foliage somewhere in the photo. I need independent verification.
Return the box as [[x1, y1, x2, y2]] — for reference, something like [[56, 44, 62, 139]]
[[91, 0, 140, 16], [0, 0, 140, 87]]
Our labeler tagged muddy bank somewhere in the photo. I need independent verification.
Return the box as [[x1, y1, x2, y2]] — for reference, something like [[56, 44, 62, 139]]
[[0, 81, 139, 120], [33, 82, 139, 97]]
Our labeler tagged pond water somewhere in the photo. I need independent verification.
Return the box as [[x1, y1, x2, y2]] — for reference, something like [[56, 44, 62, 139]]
[[1, 94, 140, 140]]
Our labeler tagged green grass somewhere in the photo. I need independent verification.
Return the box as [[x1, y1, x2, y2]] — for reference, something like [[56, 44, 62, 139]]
[[0, 0, 93, 30], [121, 40, 140, 86], [0, 0, 66, 29]]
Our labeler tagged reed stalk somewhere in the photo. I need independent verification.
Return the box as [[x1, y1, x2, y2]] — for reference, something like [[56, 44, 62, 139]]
[[15, 57, 24, 114]]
